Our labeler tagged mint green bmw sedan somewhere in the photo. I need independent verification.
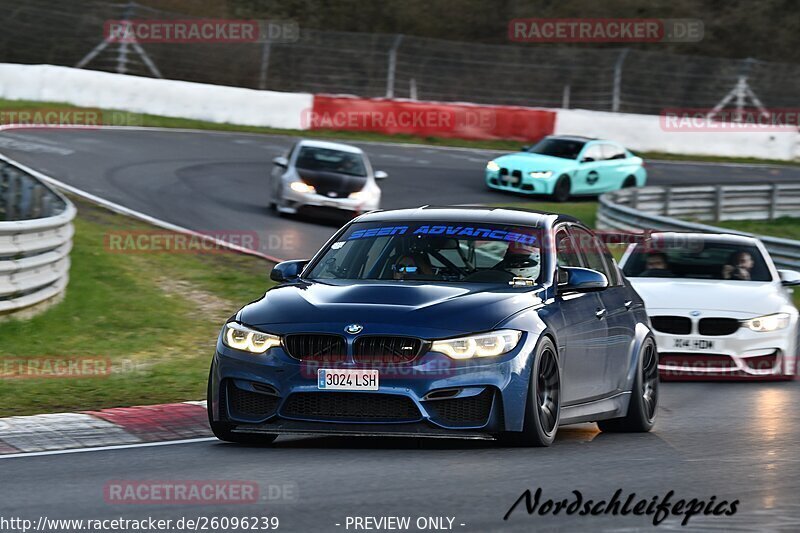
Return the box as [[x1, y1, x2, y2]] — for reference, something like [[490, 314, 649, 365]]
[[485, 135, 647, 202]]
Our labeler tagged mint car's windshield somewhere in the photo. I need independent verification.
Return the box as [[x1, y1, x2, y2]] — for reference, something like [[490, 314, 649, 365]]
[[295, 146, 367, 177], [623, 242, 772, 282], [307, 222, 543, 283], [527, 138, 585, 159]]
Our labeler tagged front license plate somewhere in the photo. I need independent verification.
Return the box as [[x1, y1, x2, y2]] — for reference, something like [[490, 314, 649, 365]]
[[318, 369, 379, 390], [672, 338, 715, 351], [503, 176, 520, 185]]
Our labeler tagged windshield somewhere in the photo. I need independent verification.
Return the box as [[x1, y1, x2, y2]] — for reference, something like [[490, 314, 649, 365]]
[[306, 222, 543, 284], [295, 146, 367, 177], [623, 241, 772, 282], [526, 138, 585, 159]]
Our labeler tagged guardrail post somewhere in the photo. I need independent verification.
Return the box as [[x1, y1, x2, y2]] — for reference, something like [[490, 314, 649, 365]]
[[663, 187, 672, 216], [714, 185, 724, 222], [629, 189, 638, 210], [385, 34, 404, 98], [769, 183, 778, 220]]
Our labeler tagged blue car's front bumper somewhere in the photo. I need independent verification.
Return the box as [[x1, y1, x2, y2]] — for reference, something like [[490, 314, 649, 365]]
[[209, 332, 536, 438]]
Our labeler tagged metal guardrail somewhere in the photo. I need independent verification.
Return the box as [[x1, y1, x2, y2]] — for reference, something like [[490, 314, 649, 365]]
[[0, 156, 75, 316], [597, 184, 800, 270]]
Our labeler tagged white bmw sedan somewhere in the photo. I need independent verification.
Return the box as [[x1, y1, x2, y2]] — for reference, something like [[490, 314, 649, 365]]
[[620, 233, 800, 380]]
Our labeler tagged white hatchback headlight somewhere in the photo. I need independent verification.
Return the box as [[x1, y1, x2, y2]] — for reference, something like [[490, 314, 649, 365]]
[[486, 161, 500, 172], [432, 330, 522, 359], [349, 189, 375, 201], [743, 313, 790, 332], [529, 171, 552, 178], [223, 322, 281, 354], [290, 181, 316, 194]]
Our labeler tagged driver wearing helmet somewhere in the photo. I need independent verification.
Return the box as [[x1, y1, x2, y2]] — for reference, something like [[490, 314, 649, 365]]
[[495, 241, 541, 279]]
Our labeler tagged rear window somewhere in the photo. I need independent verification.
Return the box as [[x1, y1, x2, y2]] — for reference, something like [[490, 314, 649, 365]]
[[623, 242, 772, 282]]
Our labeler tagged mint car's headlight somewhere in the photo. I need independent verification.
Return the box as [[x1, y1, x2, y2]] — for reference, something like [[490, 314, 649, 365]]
[[432, 330, 522, 360], [486, 161, 500, 172], [223, 322, 281, 354], [743, 313, 790, 332], [529, 171, 552, 178]]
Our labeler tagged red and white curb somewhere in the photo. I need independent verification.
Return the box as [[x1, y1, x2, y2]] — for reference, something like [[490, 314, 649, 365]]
[[0, 401, 211, 455]]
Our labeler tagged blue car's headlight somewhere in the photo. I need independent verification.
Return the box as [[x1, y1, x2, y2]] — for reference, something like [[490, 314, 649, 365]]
[[529, 171, 552, 178], [486, 161, 500, 172], [223, 322, 281, 354], [432, 330, 522, 360]]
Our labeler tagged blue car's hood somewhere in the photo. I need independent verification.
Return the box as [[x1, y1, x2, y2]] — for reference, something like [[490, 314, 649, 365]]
[[493, 152, 576, 170], [238, 281, 544, 337]]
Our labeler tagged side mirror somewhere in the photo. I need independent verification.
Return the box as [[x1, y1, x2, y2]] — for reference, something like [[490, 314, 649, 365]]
[[270, 260, 309, 282], [558, 266, 608, 293], [581, 156, 595, 163], [778, 269, 800, 286], [521, 145, 531, 152], [272, 156, 288, 168], [374, 170, 388, 180]]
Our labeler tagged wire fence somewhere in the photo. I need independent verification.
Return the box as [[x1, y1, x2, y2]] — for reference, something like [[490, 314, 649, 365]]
[[0, 0, 799, 116]]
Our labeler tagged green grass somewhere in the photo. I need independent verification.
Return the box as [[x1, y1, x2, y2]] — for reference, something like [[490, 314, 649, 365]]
[[490, 199, 598, 228], [2, 98, 798, 165], [0, 197, 273, 416], [714, 217, 800, 241]]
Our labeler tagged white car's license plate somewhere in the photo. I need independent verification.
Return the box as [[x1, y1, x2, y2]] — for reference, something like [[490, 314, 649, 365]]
[[672, 338, 715, 351], [317, 369, 379, 390]]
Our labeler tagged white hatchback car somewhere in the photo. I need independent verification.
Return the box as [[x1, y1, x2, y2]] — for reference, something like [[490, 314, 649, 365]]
[[270, 139, 386, 218], [620, 233, 800, 380]]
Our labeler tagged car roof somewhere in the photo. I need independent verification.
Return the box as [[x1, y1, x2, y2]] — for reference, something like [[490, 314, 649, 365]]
[[644, 232, 762, 246], [546, 135, 597, 142], [296, 139, 364, 154], [354, 205, 582, 228]]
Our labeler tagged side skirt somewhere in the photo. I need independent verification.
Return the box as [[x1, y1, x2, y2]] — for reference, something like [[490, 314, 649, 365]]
[[559, 391, 630, 425]]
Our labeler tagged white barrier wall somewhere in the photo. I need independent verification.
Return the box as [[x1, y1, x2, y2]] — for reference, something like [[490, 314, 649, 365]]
[[555, 109, 800, 161], [0, 63, 797, 160], [0, 64, 312, 130]]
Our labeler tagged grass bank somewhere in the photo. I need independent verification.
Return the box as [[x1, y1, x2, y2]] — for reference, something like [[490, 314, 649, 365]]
[[0, 197, 273, 416]]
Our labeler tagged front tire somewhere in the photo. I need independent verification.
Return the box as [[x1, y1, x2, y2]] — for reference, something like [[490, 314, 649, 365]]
[[598, 336, 658, 433], [622, 175, 637, 189], [551, 176, 571, 202], [207, 364, 278, 445], [503, 337, 561, 447]]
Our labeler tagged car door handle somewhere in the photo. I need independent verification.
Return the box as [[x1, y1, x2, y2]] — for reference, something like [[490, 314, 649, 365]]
[[624, 300, 633, 310], [596, 308, 607, 319]]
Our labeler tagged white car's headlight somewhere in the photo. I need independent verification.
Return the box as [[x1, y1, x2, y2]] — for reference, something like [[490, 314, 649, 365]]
[[432, 330, 522, 359], [743, 313, 790, 332], [290, 181, 316, 194], [486, 161, 500, 172], [223, 322, 281, 354], [529, 171, 552, 178], [348, 189, 376, 201]]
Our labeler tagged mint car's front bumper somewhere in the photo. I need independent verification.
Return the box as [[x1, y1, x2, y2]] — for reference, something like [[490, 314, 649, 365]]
[[485, 169, 556, 195]]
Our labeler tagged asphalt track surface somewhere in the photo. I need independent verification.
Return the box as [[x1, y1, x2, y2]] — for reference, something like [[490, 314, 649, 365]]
[[2, 127, 800, 259], [1, 128, 799, 531], [1, 382, 798, 531]]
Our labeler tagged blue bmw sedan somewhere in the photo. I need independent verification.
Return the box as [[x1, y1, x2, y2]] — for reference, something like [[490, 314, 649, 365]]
[[208, 207, 658, 446]]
